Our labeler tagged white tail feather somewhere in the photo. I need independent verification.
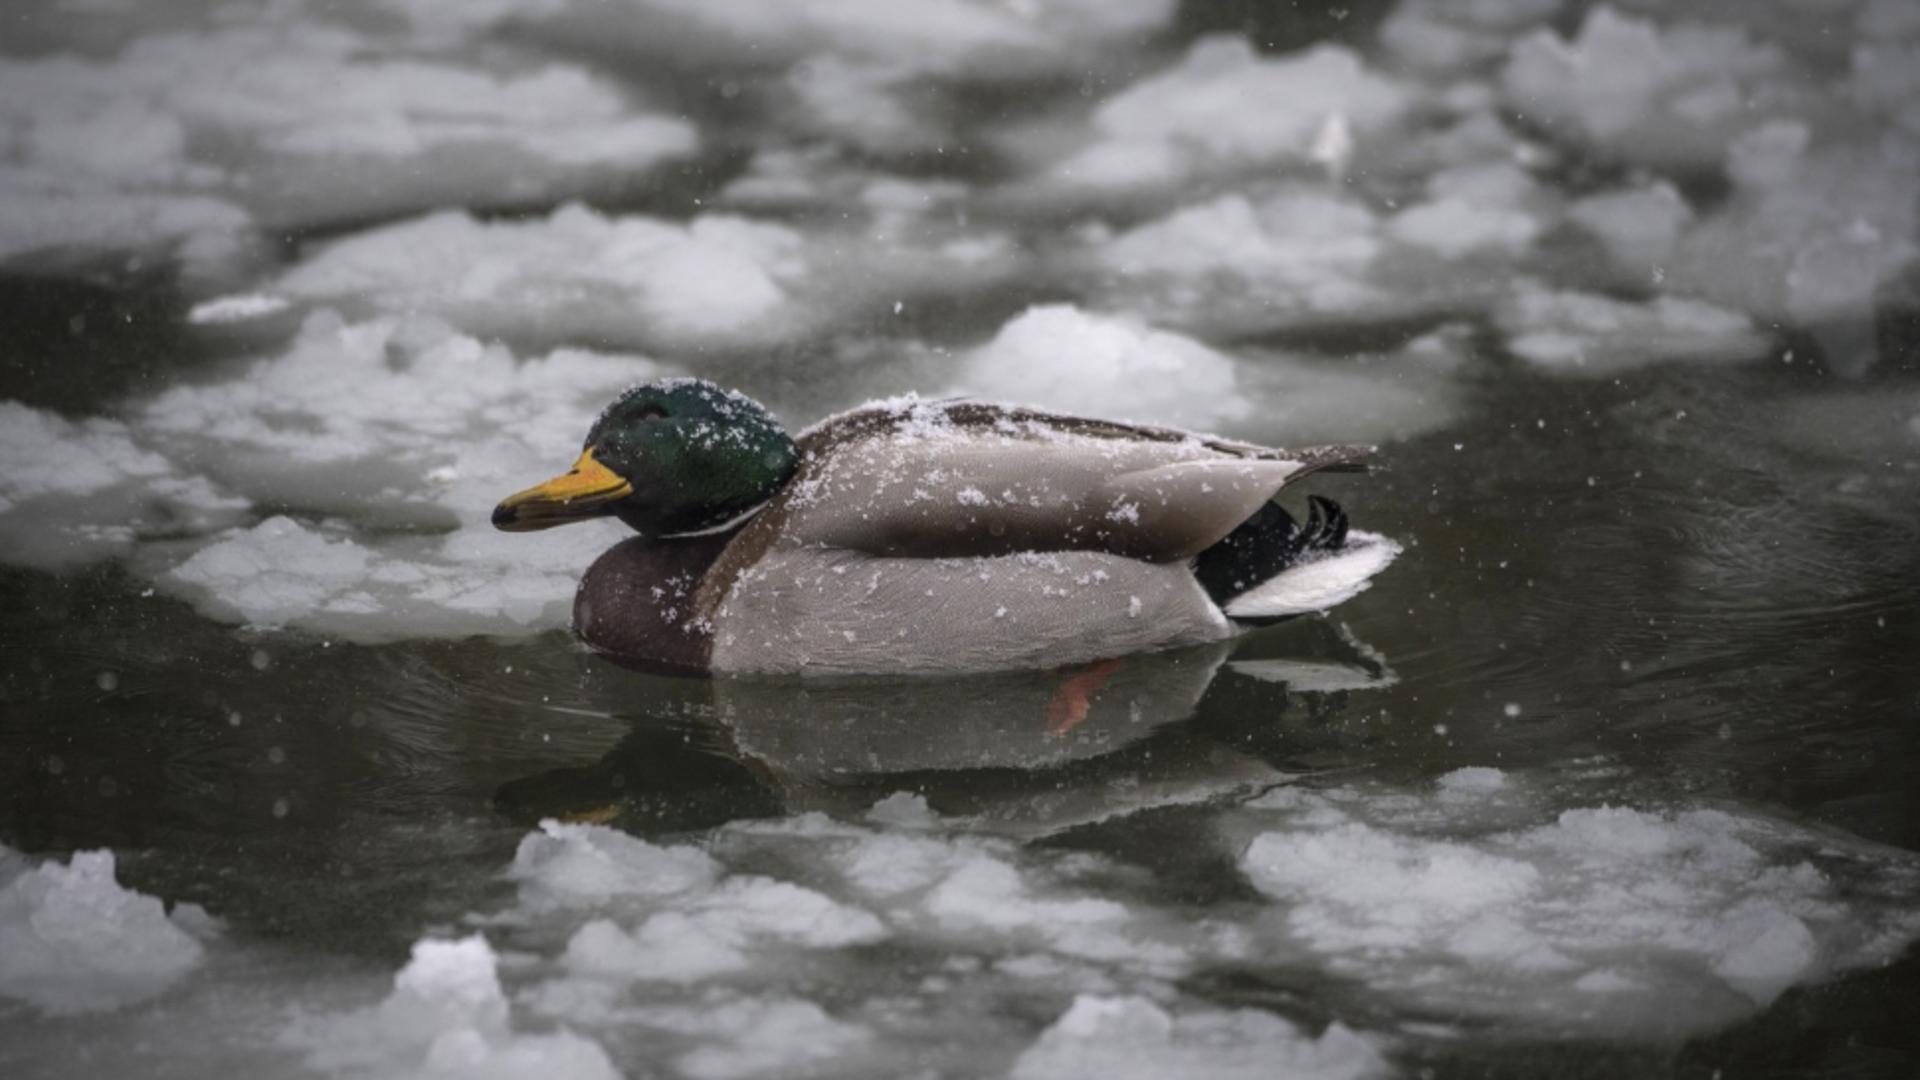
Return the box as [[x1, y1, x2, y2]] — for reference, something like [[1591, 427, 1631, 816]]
[[1222, 530, 1401, 619]]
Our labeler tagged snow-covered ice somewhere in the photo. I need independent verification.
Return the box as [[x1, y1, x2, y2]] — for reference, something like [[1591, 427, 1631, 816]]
[[0, 18, 695, 268], [947, 304, 1465, 444], [1495, 282, 1774, 376], [1010, 995, 1385, 1080], [0, 847, 209, 1016], [1009, 36, 1415, 201], [273, 203, 1020, 354], [289, 935, 620, 1080], [1230, 768, 1920, 1039]]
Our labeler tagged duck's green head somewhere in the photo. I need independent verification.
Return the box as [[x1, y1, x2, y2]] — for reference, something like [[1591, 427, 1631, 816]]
[[493, 379, 798, 538]]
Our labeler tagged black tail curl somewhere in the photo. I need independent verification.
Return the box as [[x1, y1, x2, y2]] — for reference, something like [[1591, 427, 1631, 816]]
[[1194, 495, 1351, 608]]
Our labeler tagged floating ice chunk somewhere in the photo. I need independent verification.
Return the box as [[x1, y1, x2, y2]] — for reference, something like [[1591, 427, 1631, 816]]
[[1078, 180, 1532, 338], [185, 293, 290, 325], [508, 820, 719, 909], [0, 22, 696, 264], [1029, 37, 1412, 196], [953, 305, 1248, 431], [1095, 189, 1385, 314], [1378, 0, 1564, 76], [125, 312, 658, 637], [1567, 181, 1694, 278], [783, 55, 942, 153], [866, 791, 940, 829], [295, 934, 620, 1080], [1387, 162, 1550, 259], [1666, 133, 1917, 372], [0, 848, 206, 1015], [0, 169, 251, 268], [277, 208, 796, 353], [1495, 283, 1773, 376], [630, 994, 874, 1080], [564, 876, 886, 983], [1233, 774, 1920, 1037], [276, 203, 1019, 353], [1502, 7, 1798, 173], [0, 401, 246, 569], [477, 0, 1174, 79], [1010, 995, 1386, 1080]]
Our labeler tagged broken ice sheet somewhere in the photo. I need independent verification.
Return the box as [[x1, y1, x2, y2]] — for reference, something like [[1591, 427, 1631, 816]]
[[273, 202, 1023, 354], [0, 311, 663, 638], [1009, 995, 1385, 1080], [1494, 281, 1774, 376], [1000, 35, 1415, 204], [1071, 165, 1557, 339], [135, 312, 663, 638], [0, 400, 246, 570], [1501, 6, 1808, 176], [0, 847, 211, 1016], [1226, 767, 1920, 1040], [496, 811, 1334, 1078], [945, 304, 1466, 444], [0, 17, 695, 269], [401, 0, 1176, 157], [287, 934, 621, 1080]]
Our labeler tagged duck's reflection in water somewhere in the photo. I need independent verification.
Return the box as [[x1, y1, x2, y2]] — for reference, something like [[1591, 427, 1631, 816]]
[[494, 620, 1394, 840]]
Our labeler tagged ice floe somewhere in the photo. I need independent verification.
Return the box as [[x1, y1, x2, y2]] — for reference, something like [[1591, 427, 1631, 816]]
[[1074, 172, 1550, 338], [138, 313, 659, 637], [1495, 282, 1774, 376], [414, 0, 1175, 156], [0, 400, 246, 569], [0, 847, 209, 1016], [952, 305, 1248, 431], [274, 202, 1021, 354], [1229, 767, 1920, 1039], [0, 312, 663, 637], [290, 934, 621, 1080], [1009, 995, 1385, 1080], [0, 19, 695, 267], [1502, 7, 1802, 175], [949, 304, 1464, 444], [1009, 36, 1415, 201]]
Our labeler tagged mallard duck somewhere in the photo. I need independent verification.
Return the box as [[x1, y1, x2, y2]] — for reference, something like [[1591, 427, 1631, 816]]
[[493, 379, 1398, 676]]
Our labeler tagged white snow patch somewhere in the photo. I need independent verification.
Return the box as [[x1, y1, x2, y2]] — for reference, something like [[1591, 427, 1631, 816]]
[[952, 305, 1247, 431], [130, 312, 661, 638], [507, 820, 719, 910], [275, 202, 1020, 353], [1029, 37, 1412, 196], [0, 401, 246, 569], [0, 848, 208, 1016], [1502, 6, 1801, 173], [291, 934, 620, 1080], [1233, 771, 1920, 1037], [185, 293, 290, 324], [1010, 995, 1386, 1080], [0, 22, 695, 264], [1495, 283, 1774, 376]]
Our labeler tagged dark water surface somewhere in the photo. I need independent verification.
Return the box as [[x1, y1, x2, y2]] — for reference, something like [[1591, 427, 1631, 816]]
[[6, 352, 1918, 1076], [4, 0, 1920, 1076]]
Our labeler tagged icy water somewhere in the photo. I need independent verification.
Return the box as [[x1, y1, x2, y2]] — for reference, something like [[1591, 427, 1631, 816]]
[[4, 1, 1920, 1078]]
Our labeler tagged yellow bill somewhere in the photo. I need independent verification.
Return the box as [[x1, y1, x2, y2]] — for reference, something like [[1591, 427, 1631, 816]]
[[492, 448, 633, 531]]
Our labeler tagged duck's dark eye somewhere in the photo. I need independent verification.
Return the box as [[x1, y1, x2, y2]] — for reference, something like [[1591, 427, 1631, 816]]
[[634, 404, 669, 422]]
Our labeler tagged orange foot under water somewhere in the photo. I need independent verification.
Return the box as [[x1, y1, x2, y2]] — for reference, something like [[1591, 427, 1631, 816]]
[[1045, 657, 1124, 737]]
